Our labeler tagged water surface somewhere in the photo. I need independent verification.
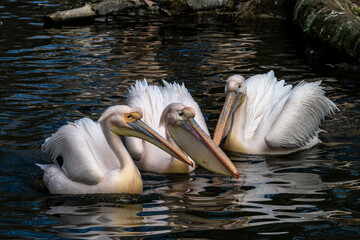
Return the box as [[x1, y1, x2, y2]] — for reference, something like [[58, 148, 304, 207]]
[[0, 1, 359, 239]]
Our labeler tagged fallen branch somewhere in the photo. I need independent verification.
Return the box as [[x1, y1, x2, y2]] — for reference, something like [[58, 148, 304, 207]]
[[43, 0, 147, 27], [43, 0, 238, 27]]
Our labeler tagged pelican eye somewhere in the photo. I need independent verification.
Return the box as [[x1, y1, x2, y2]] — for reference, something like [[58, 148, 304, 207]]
[[124, 113, 137, 123], [179, 111, 184, 116]]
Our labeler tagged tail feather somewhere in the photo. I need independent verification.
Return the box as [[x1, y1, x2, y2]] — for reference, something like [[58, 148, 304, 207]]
[[36, 163, 51, 171]]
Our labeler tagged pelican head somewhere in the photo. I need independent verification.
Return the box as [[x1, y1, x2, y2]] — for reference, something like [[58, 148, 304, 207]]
[[225, 75, 246, 94], [100, 105, 193, 168], [99, 105, 143, 129], [160, 104, 196, 126], [160, 103, 239, 178], [213, 75, 246, 146]]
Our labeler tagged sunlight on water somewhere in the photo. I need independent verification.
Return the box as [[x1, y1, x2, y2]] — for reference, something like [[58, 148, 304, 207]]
[[0, 0, 360, 239]]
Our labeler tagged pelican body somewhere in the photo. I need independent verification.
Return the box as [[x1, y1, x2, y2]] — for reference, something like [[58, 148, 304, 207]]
[[38, 105, 192, 194], [126, 80, 238, 178], [213, 71, 338, 154]]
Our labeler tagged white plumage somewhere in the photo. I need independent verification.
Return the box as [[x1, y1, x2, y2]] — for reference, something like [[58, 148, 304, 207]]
[[37, 105, 193, 194], [38, 106, 141, 194], [124, 79, 239, 178], [125, 79, 210, 174], [41, 119, 114, 185], [213, 70, 338, 154]]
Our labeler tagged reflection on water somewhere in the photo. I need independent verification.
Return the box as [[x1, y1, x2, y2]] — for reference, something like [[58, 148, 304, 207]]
[[46, 204, 151, 238], [43, 155, 359, 239], [0, 0, 360, 239]]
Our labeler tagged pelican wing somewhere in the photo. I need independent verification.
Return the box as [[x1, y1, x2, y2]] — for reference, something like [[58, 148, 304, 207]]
[[244, 70, 292, 138], [125, 80, 164, 160], [263, 81, 338, 148], [42, 118, 114, 185], [162, 80, 209, 135], [127, 80, 165, 130], [125, 79, 210, 160], [127, 79, 208, 132]]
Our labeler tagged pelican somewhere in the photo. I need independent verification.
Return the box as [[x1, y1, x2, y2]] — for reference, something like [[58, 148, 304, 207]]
[[37, 105, 192, 194], [213, 70, 338, 154], [125, 80, 239, 177]]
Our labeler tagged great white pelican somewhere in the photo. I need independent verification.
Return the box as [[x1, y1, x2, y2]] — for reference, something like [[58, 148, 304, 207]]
[[213, 70, 338, 154], [37, 105, 193, 194], [125, 80, 239, 177]]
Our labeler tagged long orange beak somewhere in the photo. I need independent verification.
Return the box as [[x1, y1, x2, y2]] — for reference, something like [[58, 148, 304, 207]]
[[111, 119, 193, 167], [213, 91, 243, 146], [167, 117, 239, 178]]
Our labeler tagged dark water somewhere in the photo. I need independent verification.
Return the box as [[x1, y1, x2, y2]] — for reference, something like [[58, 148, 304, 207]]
[[1, 1, 360, 239]]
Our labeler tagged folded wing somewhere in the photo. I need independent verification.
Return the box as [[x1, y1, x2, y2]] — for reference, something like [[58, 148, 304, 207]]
[[263, 81, 338, 148], [41, 118, 117, 185]]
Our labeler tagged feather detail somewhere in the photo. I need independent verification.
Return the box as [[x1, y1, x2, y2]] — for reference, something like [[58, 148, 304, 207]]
[[125, 79, 207, 173], [223, 70, 338, 154], [264, 80, 338, 148], [41, 118, 109, 185], [245, 70, 292, 139], [37, 105, 148, 194], [161, 80, 209, 135], [126, 79, 209, 136]]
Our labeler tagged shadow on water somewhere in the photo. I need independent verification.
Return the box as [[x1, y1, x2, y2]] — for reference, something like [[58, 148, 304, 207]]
[[0, 0, 360, 239]]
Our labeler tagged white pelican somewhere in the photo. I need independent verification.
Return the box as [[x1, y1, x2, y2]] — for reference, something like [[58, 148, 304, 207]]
[[37, 105, 192, 194], [125, 80, 239, 177], [213, 70, 338, 154]]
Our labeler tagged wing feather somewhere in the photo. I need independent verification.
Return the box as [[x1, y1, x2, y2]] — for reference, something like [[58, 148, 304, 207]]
[[162, 80, 209, 135], [125, 80, 163, 159], [41, 118, 112, 185], [125, 79, 210, 164], [244, 70, 292, 139], [126, 79, 209, 136], [264, 81, 338, 148]]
